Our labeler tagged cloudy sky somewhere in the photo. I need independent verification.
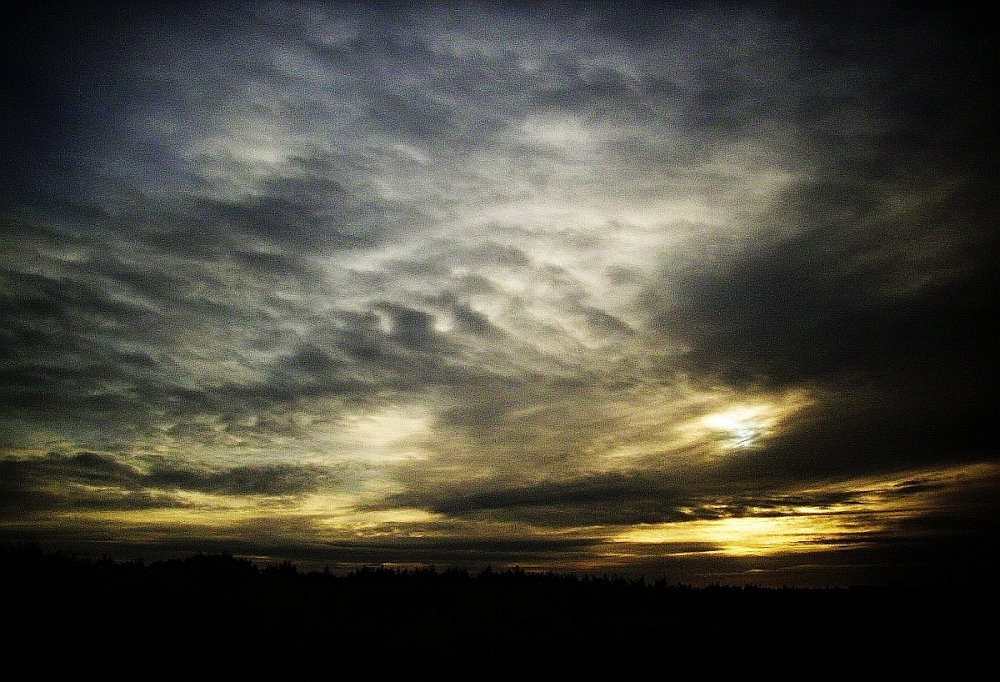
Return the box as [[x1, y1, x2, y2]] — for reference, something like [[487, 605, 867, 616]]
[[2, 2, 996, 586]]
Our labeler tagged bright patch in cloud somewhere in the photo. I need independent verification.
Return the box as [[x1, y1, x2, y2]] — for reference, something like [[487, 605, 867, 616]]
[[703, 405, 774, 449]]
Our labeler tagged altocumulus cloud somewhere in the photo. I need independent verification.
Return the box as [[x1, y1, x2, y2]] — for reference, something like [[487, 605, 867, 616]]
[[1, 2, 996, 586]]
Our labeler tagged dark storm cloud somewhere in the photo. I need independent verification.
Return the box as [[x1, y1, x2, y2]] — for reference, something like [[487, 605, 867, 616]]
[[65, 530, 605, 572], [710, 383, 997, 485], [651, 3, 998, 346], [661, 220, 998, 386]]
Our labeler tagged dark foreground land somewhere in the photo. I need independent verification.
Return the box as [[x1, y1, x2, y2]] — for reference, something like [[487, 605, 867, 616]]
[[3, 543, 995, 678]]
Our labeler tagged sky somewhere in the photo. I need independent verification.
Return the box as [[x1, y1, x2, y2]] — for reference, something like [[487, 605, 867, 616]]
[[1, 2, 997, 587]]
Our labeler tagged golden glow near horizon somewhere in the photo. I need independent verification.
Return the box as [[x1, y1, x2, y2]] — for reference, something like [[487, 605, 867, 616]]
[[609, 462, 998, 557], [613, 514, 863, 556], [7, 453, 991, 572]]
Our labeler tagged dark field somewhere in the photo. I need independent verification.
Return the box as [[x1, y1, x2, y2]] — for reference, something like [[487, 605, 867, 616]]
[[4, 543, 993, 678]]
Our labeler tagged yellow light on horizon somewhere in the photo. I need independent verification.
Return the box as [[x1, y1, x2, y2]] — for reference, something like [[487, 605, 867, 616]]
[[609, 462, 1000, 557], [611, 513, 861, 556]]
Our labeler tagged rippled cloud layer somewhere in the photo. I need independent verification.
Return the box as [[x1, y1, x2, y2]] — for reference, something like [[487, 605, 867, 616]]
[[1, 2, 995, 586]]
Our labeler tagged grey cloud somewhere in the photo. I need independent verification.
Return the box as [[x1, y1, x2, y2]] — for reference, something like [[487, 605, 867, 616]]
[[245, 300, 515, 406], [733, 389, 998, 483], [383, 457, 997, 535], [136, 177, 391, 262], [439, 381, 531, 431], [0, 452, 142, 517], [0, 278, 163, 419], [254, 342, 370, 403], [0, 452, 339, 519], [451, 302, 502, 337], [230, 249, 308, 278], [375, 303, 440, 352], [582, 307, 634, 338], [145, 462, 336, 496], [3, 202, 355, 429], [427, 473, 682, 513], [429, 292, 505, 338], [392, 473, 696, 527], [373, 465, 878, 528], [196, 182, 355, 252], [1, 0, 641, 434], [649, 101, 998, 391], [0, 266, 251, 422], [457, 241, 532, 269], [53, 452, 137, 485]]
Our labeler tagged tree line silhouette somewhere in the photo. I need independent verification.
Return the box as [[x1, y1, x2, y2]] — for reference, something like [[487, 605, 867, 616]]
[[2, 542, 991, 677]]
